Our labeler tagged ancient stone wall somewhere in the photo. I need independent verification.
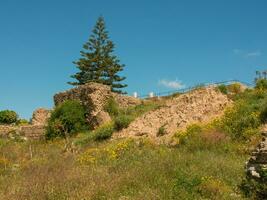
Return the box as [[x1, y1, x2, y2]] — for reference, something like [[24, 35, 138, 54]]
[[31, 108, 51, 125], [19, 125, 45, 140], [0, 125, 17, 138], [116, 86, 232, 144], [246, 132, 267, 179], [54, 83, 141, 128]]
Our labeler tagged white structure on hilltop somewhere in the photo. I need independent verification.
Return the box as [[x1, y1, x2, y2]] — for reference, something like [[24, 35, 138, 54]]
[[133, 92, 138, 98], [149, 92, 154, 98]]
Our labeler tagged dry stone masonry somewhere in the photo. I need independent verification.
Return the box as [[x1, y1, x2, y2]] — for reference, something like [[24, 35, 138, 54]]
[[0, 108, 51, 140], [31, 108, 51, 125], [116, 86, 232, 143], [54, 82, 141, 128], [246, 132, 267, 179]]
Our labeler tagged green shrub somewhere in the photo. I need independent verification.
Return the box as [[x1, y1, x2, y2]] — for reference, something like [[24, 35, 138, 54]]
[[175, 124, 203, 145], [104, 98, 120, 117], [221, 100, 260, 140], [217, 84, 228, 94], [114, 115, 133, 131], [0, 110, 18, 124], [228, 83, 242, 94], [255, 79, 267, 90], [240, 172, 267, 200], [93, 123, 114, 141], [260, 103, 267, 123], [45, 100, 88, 140], [157, 126, 167, 136]]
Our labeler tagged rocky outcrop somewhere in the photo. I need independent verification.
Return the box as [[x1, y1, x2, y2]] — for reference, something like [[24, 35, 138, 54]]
[[54, 83, 141, 128], [246, 132, 267, 179], [115, 86, 232, 143], [31, 108, 51, 125]]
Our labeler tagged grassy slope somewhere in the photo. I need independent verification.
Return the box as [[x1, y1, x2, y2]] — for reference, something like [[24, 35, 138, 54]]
[[1, 85, 266, 200], [0, 136, 250, 200]]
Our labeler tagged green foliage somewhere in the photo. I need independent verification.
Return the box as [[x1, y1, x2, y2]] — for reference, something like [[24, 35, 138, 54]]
[[69, 16, 127, 93], [104, 98, 120, 117], [219, 88, 267, 140], [259, 102, 267, 123], [157, 126, 167, 136], [221, 100, 260, 140], [175, 124, 203, 145], [124, 101, 163, 118], [0, 110, 18, 124], [93, 123, 114, 141], [46, 100, 88, 140], [0, 134, 248, 199], [255, 78, 267, 90], [114, 115, 133, 131], [217, 84, 228, 94], [240, 173, 267, 200], [16, 119, 29, 126], [227, 83, 242, 95]]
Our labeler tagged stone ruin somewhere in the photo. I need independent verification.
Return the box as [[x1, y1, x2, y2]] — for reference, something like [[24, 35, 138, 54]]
[[246, 132, 267, 179], [116, 86, 232, 144], [54, 82, 141, 128], [0, 108, 51, 140], [31, 108, 51, 125], [1, 83, 140, 140]]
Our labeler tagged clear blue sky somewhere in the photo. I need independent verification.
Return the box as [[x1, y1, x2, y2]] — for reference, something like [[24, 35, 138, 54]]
[[0, 0, 266, 119]]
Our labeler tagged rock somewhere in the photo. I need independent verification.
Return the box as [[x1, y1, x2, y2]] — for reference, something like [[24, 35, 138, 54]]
[[91, 111, 112, 128], [54, 82, 141, 129], [31, 108, 51, 125], [116, 86, 232, 142], [246, 132, 267, 179]]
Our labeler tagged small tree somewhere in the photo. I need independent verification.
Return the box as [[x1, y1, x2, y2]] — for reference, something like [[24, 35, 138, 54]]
[[0, 110, 18, 124], [69, 16, 127, 93]]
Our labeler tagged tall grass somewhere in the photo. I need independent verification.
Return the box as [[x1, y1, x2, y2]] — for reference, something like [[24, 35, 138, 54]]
[[0, 136, 249, 200]]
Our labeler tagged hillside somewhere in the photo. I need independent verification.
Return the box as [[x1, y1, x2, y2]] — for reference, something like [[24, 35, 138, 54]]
[[1, 81, 267, 199]]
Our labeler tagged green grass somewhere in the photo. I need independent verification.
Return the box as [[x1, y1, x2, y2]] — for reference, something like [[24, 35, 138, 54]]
[[0, 133, 252, 200]]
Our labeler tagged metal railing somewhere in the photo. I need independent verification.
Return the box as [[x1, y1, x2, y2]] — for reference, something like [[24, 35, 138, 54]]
[[137, 79, 253, 99]]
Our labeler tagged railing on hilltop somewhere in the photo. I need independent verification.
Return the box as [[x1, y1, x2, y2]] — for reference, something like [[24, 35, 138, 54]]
[[137, 80, 254, 99]]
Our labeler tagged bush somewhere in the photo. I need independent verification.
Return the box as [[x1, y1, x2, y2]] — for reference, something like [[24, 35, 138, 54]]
[[0, 110, 18, 124], [217, 84, 228, 94], [240, 172, 267, 200], [255, 79, 267, 90], [157, 126, 167, 136], [45, 100, 88, 140], [221, 100, 260, 140], [104, 98, 120, 117], [93, 123, 114, 141], [114, 115, 133, 131], [260, 103, 267, 123], [228, 83, 242, 94]]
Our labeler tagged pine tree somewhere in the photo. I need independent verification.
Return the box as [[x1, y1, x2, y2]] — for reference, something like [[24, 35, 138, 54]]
[[68, 16, 127, 93]]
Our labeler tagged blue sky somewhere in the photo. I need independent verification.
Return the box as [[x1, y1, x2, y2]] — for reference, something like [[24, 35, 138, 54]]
[[0, 0, 266, 119]]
